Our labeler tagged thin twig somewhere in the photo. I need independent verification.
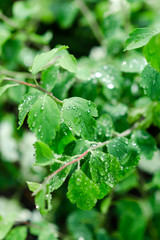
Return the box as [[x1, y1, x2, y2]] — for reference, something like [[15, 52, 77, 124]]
[[32, 123, 138, 196], [75, 0, 105, 45], [0, 11, 18, 29], [32, 150, 89, 196], [2, 76, 63, 106], [0, 68, 36, 79]]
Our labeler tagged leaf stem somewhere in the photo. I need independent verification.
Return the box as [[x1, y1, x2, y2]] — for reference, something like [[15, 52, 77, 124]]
[[2, 76, 63, 106], [32, 123, 138, 196]]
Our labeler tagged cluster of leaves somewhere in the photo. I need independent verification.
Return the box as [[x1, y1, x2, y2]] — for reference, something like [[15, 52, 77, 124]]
[[1, 0, 160, 239]]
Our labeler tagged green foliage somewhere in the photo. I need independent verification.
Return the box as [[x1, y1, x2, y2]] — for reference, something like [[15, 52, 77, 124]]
[[131, 130, 157, 159], [6, 226, 27, 240], [34, 141, 54, 166], [124, 28, 159, 51], [108, 137, 140, 167], [30, 46, 68, 75], [67, 170, 100, 210], [28, 95, 61, 144], [18, 91, 41, 129], [62, 97, 98, 139], [90, 151, 121, 187], [143, 33, 160, 71], [140, 64, 160, 100]]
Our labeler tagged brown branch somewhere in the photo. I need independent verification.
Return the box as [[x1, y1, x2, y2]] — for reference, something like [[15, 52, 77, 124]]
[[2, 76, 63, 106], [32, 123, 138, 196]]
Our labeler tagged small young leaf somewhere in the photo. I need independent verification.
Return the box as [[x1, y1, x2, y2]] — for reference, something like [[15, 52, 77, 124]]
[[30, 46, 68, 75], [6, 226, 27, 240], [131, 130, 157, 160], [0, 84, 19, 97], [124, 28, 159, 51], [143, 33, 160, 71], [28, 95, 61, 144], [41, 65, 59, 91], [27, 182, 52, 214], [34, 141, 54, 166], [67, 170, 100, 210], [62, 97, 98, 139], [18, 91, 41, 129], [90, 151, 121, 188], [140, 64, 160, 100]]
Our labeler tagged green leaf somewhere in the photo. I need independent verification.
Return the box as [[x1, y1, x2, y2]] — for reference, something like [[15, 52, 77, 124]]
[[50, 157, 71, 192], [18, 91, 41, 129], [90, 151, 121, 188], [28, 95, 61, 144], [128, 97, 154, 128], [34, 141, 54, 166], [144, 33, 160, 71], [140, 64, 160, 100], [72, 139, 91, 155], [29, 222, 58, 240], [153, 103, 160, 128], [117, 199, 147, 240], [0, 198, 22, 240], [6, 226, 27, 240], [67, 209, 100, 240], [0, 23, 11, 50], [30, 46, 68, 75], [138, 150, 160, 174], [152, 171, 160, 188], [95, 114, 114, 141], [41, 65, 59, 91], [0, 219, 14, 240], [0, 84, 19, 97], [58, 51, 77, 73], [52, 122, 76, 154], [38, 225, 58, 240], [94, 65, 123, 101], [108, 137, 140, 167], [121, 53, 147, 73], [124, 28, 159, 51], [67, 170, 100, 210], [131, 130, 157, 159], [62, 97, 98, 139]]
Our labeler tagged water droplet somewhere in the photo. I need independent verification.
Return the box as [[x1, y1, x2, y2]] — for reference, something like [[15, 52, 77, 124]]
[[95, 72, 102, 78], [107, 83, 114, 89]]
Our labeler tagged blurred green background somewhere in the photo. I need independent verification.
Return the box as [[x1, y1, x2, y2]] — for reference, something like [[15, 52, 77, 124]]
[[0, 0, 160, 239]]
